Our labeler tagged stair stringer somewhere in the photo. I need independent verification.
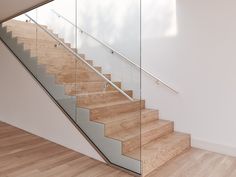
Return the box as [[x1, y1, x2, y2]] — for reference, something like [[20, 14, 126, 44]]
[[76, 107, 141, 173]]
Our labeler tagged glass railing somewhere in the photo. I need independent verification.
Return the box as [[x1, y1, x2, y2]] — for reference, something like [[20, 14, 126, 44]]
[[49, 8, 178, 95], [0, 0, 142, 175]]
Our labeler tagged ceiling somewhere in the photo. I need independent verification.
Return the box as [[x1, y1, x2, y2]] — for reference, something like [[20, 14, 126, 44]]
[[0, 0, 53, 22]]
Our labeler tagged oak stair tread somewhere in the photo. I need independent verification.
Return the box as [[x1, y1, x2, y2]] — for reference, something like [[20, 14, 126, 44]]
[[85, 100, 141, 109], [76, 90, 130, 96], [3, 20, 47, 29], [108, 120, 173, 142], [94, 109, 158, 124], [125, 132, 190, 160]]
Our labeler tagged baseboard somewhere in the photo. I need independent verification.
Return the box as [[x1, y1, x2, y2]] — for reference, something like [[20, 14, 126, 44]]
[[192, 138, 236, 157]]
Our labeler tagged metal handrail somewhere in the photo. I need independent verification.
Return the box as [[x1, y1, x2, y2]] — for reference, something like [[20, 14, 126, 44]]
[[51, 10, 178, 94], [24, 14, 134, 101]]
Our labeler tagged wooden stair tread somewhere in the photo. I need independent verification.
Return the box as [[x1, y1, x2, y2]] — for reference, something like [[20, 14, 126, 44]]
[[94, 109, 157, 124], [64, 81, 111, 85], [16, 36, 72, 48], [3, 20, 47, 28], [77, 90, 132, 106], [56, 73, 111, 84], [84, 100, 134, 109], [124, 132, 190, 160], [108, 120, 172, 142], [64, 81, 122, 95], [76, 90, 130, 96], [88, 100, 145, 120]]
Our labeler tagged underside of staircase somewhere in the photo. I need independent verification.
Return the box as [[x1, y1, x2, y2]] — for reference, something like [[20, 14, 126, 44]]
[[0, 20, 191, 176]]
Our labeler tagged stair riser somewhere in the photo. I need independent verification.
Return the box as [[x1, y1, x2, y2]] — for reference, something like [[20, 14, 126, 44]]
[[122, 122, 174, 154], [142, 110, 159, 124], [77, 91, 133, 107], [64, 82, 121, 95], [141, 122, 174, 148], [90, 101, 145, 120], [104, 111, 159, 136]]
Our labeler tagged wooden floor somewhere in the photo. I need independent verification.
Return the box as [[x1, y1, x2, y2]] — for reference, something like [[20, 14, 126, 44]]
[[1, 121, 236, 177], [146, 148, 236, 177], [0, 121, 131, 177]]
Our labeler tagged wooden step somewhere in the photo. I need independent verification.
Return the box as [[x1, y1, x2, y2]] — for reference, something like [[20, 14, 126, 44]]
[[37, 59, 96, 78], [64, 82, 122, 95], [108, 120, 174, 154], [23, 43, 78, 54], [77, 90, 133, 106], [125, 132, 191, 176], [5, 23, 61, 42], [36, 55, 93, 70], [29, 49, 74, 58], [94, 109, 159, 135], [36, 56, 88, 68], [23, 44, 71, 52], [53, 69, 102, 77], [46, 65, 102, 75], [44, 60, 100, 75], [87, 100, 145, 120], [56, 73, 111, 83], [6, 25, 53, 35], [3, 20, 47, 28], [8, 29, 57, 41], [16, 37, 71, 48]]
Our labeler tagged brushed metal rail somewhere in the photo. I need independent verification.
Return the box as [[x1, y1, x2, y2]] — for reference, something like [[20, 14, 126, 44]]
[[51, 10, 178, 94], [24, 14, 134, 101]]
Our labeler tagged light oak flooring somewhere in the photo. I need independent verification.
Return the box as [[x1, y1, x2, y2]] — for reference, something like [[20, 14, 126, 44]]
[[146, 148, 236, 177], [0, 121, 236, 177], [0, 121, 131, 177]]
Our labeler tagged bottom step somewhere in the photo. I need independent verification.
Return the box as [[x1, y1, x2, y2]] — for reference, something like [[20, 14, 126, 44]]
[[125, 132, 190, 176]]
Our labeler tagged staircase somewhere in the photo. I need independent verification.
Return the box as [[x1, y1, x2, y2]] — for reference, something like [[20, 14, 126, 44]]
[[0, 20, 191, 176]]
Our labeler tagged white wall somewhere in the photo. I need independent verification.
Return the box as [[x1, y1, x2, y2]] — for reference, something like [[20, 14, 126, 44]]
[[142, 0, 236, 156], [0, 41, 104, 162], [12, 0, 236, 156]]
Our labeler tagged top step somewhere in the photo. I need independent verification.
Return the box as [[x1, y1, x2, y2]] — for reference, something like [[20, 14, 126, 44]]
[[3, 20, 47, 28]]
